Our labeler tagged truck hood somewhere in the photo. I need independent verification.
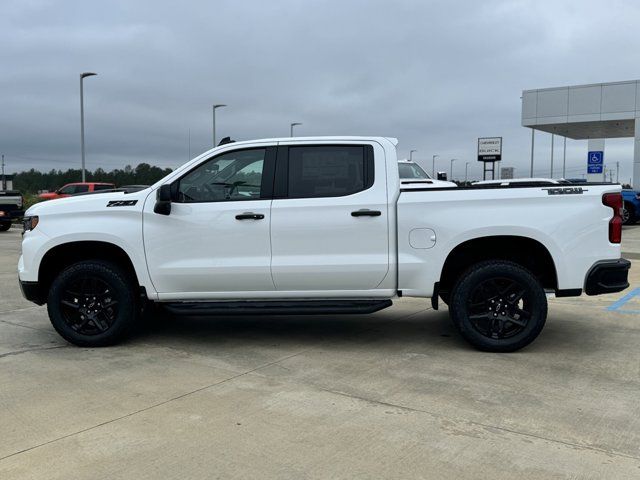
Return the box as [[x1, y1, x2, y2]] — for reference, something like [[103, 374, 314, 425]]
[[26, 188, 152, 217]]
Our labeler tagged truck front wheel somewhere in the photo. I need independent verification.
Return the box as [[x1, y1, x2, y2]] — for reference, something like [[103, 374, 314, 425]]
[[47, 260, 138, 347], [0, 221, 11, 231], [449, 260, 547, 352]]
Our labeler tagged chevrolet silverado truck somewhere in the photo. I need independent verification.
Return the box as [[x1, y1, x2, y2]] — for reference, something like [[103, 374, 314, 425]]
[[18, 137, 630, 351]]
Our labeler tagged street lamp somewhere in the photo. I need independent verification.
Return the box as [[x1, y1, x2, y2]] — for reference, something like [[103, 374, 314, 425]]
[[432, 154, 439, 177], [80, 72, 97, 182], [465, 162, 469, 183], [450, 158, 457, 181], [290, 122, 302, 137], [212, 104, 226, 147], [409, 149, 417, 161]]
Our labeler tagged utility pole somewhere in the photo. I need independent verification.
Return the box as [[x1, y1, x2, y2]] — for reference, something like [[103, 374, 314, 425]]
[[530, 129, 535, 177], [432, 154, 439, 177], [450, 158, 457, 181], [465, 162, 469, 183], [616, 161, 620, 183], [1, 154, 5, 190]]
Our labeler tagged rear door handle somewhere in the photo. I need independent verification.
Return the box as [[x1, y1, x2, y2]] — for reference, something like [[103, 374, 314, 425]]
[[351, 209, 382, 217], [235, 212, 265, 220]]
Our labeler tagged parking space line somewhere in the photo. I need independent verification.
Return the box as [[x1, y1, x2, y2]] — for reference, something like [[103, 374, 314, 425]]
[[606, 287, 640, 314]]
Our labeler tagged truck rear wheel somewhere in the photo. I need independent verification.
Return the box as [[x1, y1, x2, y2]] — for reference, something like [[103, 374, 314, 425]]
[[47, 260, 138, 347], [0, 221, 11, 231], [449, 260, 547, 352]]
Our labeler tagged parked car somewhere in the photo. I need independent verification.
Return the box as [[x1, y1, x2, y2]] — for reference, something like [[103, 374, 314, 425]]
[[19, 137, 629, 352], [38, 182, 115, 200], [398, 160, 456, 188], [622, 189, 640, 225], [0, 190, 24, 231]]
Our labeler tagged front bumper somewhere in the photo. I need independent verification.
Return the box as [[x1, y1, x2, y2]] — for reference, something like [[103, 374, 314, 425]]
[[585, 259, 631, 296], [19, 279, 45, 305]]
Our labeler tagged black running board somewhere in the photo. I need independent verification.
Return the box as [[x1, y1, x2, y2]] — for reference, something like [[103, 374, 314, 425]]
[[163, 299, 393, 316]]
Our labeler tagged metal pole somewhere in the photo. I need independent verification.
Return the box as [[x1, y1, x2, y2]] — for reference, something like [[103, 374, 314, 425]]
[[450, 159, 456, 180], [409, 150, 416, 161], [616, 161, 620, 183], [550, 134, 554, 178], [290, 122, 302, 137], [1, 154, 5, 190], [465, 162, 469, 183], [562, 136, 567, 178], [432, 154, 439, 177], [530, 129, 535, 177], [212, 104, 227, 147], [80, 72, 96, 183]]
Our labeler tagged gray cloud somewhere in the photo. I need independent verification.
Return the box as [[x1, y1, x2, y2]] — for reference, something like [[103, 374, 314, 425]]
[[1, 0, 639, 182]]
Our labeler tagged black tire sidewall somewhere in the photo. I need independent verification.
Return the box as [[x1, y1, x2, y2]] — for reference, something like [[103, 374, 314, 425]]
[[47, 261, 137, 347], [450, 260, 547, 352], [0, 222, 11, 231]]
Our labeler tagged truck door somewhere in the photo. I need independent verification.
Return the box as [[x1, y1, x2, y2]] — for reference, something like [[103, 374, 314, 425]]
[[143, 146, 276, 298], [269, 142, 390, 292]]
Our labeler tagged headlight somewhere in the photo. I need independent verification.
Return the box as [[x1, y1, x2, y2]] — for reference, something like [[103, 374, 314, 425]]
[[23, 216, 39, 233]]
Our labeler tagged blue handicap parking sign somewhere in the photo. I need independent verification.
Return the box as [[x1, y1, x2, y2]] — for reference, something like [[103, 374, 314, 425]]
[[588, 151, 603, 165], [587, 151, 604, 174]]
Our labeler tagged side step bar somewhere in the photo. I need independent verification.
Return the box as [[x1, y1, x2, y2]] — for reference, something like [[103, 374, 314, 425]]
[[163, 299, 393, 316]]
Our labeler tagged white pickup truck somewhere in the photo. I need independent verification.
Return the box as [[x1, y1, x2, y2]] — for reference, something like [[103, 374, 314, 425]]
[[19, 137, 630, 351]]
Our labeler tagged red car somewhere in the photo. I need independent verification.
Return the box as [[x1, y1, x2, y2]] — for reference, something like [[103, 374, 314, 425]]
[[38, 182, 115, 200]]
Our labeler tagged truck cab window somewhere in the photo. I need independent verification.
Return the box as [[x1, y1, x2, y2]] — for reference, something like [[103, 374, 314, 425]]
[[287, 145, 371, 198], [177, 149, 266, 203]]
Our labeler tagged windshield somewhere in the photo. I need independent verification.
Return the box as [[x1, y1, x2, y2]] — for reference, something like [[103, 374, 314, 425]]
[[398, 163, 430, 179]]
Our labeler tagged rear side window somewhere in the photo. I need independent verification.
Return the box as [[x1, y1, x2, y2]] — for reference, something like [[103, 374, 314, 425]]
[[93, 184, 114, 191], [74, 185, 89, 193], [286, 145, 373, 198]]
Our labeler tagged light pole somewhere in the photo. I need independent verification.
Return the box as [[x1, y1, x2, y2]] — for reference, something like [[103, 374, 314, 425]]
[[465, 162, 469, 183], [80, 72, 97, 182], [409, 149, 417, 161], [562, 136, 567, 179], [290, 122, 302, 137], [212, 104, 226, 147], [450, 158, 457, 181], [432, 154, 439, 177]]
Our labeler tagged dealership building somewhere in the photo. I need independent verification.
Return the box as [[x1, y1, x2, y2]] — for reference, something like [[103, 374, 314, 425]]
[[522, 79, 640, 186]]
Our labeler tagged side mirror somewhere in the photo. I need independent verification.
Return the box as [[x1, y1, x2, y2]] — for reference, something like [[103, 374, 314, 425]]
[[154, 184, 172, 215]]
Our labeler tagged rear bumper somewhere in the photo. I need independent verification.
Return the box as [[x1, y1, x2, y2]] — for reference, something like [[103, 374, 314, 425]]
[[0, 209, 24, 221], [19, 280, 45, 305], [585, 259, 631, 296]]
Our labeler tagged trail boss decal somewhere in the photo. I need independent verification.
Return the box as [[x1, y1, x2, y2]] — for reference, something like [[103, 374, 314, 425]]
[[107, 200, 138, 207], [543, 187, 586, 195]]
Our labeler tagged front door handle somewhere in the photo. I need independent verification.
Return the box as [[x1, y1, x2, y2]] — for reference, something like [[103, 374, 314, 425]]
[[235, 212, 265, 220], [351, 209, 382, 217]]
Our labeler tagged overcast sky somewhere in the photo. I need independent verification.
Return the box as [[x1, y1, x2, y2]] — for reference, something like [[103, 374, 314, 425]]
[[2, 0, 640, 181]]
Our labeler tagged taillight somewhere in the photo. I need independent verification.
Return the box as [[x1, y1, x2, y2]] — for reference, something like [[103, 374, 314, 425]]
[[603, 193, 622, 243]]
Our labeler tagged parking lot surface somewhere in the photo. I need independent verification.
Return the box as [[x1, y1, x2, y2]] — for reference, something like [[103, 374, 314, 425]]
[[1, 226, 639, 479]]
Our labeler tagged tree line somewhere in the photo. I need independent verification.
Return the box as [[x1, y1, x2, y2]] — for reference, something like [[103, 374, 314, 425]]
[[13, 163, 174, 194]]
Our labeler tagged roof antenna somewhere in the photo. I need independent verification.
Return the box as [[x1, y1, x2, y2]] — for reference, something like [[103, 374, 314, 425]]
[[218, 136, 235, 146]]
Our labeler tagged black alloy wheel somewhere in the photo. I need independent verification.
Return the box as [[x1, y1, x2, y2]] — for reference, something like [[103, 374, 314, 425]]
[[47, 261, 138, 347], [449, 260, 548, 352]]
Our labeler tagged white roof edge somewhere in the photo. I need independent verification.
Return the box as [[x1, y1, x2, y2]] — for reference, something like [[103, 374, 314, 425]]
[[522, 79, 640, 94]]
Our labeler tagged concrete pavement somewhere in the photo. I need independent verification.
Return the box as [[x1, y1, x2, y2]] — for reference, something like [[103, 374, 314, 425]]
[[0, 226, 639, 479]]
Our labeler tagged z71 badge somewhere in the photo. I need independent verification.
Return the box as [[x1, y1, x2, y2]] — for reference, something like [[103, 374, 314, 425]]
[[107, 200, 138, 207], [543, 187, 586, 195]]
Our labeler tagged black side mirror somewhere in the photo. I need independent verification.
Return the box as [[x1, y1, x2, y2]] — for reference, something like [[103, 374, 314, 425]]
[[154, 184, 172, 215]]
